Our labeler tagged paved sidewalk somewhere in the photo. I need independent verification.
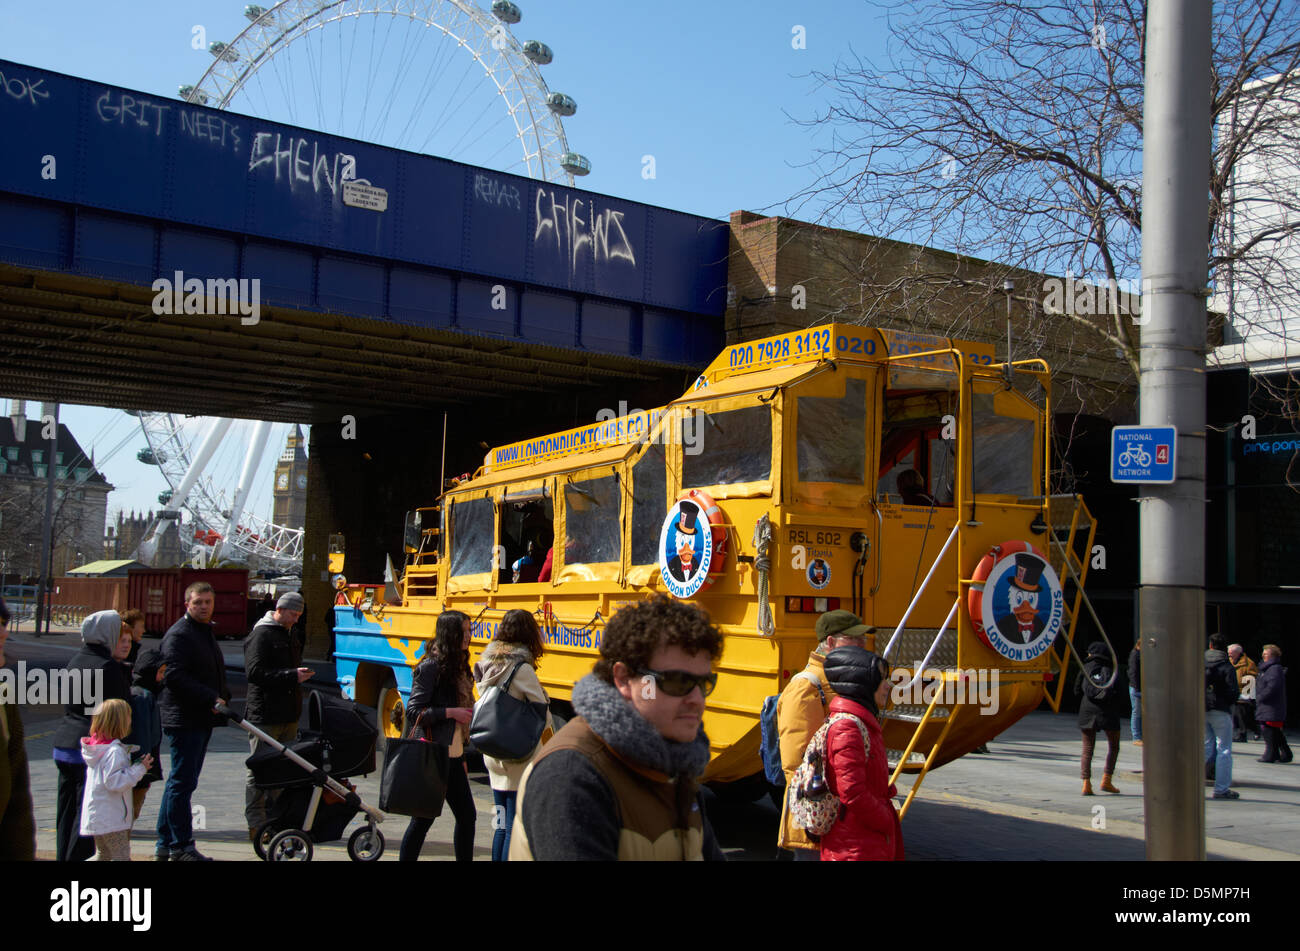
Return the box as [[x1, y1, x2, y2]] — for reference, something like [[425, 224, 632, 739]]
[[895, 711, 1300, 860]]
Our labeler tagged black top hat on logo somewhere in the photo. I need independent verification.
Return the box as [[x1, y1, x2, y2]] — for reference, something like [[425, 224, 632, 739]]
[[1009, 553, 1045, 592], [675, 500, 698, 535]]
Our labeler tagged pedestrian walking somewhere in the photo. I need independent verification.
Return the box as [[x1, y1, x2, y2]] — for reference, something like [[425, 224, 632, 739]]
[[0, 596, 36, 861], [243, 592, 314, 837], [818, 646, 904, 862], [1127, 639, 1142, 746], [1228, 644, 1260, 742], [1205, 633, 1241, 800], [472, 609, 552, 861], [51, 610, 133, 861], [127, 646, 165, 820], [1255, 644, 1292, 764], [80, 699, 151, 861], [155, 582, 231, 861], [1076, 641, 1123, 795], [774, 609, 874, 860], [510, 596, 725, 861], [399, 610, 476, 862]]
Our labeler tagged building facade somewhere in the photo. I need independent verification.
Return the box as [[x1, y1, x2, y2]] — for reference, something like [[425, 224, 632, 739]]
[[1, 400, 113, 576]]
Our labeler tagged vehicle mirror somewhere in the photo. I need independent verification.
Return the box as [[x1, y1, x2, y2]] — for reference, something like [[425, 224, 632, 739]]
[[403, 511, 422, 553]]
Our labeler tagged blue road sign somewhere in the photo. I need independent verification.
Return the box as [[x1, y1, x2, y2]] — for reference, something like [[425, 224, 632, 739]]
[[1111, 425, 1177, 483]]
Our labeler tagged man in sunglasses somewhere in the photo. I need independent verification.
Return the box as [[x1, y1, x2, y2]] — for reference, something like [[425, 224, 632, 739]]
[[776, 609, 876, 861], [510, 596, 726, 860]]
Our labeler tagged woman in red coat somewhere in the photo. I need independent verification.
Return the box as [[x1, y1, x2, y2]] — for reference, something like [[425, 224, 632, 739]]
[[819, 646, 904, 862]]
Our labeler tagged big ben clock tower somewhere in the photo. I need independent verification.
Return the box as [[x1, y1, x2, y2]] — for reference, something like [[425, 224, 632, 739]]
[[273, 425, 309, 530]]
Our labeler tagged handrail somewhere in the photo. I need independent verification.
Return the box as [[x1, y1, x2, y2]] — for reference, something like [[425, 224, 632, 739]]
[[1048, 524, 1119, 690], [882, 522, 959, 660], [869, 502, 884, 596], [895, 598, 960, 690]]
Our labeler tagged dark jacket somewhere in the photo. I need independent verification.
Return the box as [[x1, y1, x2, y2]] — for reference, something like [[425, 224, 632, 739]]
[[1255, 659, 1287, 724], [1204, 649, 1239, 714], [1128, 647, 1141, 693], [51, 612, 133, 749], [406, 652, 464, 741], [129, 647, 165, 785], [1075, 643, 1124, 731], [512, 674, 723, 861], [158, 613, 231, 730], [243, 611, 304, 725], [1, 701, 36, 860]]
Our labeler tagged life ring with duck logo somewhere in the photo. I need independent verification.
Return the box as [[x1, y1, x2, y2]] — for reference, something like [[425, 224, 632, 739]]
[[658, 490, 728, 598], [968, 540, 1065, 662]]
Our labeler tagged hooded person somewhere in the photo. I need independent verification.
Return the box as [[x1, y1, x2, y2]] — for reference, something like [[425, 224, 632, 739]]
[[50, 610, 134, 861], [818, 646, 904, 862], [1075, 641, 1124, 795]]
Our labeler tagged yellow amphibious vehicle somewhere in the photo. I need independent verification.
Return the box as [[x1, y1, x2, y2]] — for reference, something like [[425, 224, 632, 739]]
[[333, 323, 1100, 812]]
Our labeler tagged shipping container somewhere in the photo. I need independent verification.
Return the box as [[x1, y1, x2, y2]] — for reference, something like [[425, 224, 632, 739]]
[[126, 568, 251, 640]]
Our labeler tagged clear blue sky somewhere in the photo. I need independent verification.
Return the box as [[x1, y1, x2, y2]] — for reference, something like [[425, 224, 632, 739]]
[[1, 0, 893, 527]]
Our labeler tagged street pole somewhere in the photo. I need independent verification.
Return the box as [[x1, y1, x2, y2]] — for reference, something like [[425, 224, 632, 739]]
[[34, 402, 60, 638], [1140, 0, 1211, 860]]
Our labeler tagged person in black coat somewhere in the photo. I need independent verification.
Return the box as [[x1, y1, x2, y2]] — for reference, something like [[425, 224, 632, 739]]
[[0, 596, 36, 861], [50, 610, 133, 861], [154, 583, 231, 861], [129, 646, 166, 820], [1255, 645, 1292, 764], [400, 610, 476, 862], [1075, 641, 1124, 796], [243, 592, 314, 834]]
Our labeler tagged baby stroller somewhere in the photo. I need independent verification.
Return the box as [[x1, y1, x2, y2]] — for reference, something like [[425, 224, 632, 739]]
[[222, 692, 385, 862]]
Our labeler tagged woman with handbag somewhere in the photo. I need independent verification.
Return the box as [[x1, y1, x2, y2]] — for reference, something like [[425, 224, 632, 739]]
[[400, 610, 477, 861], [472, 609, 554, 861]]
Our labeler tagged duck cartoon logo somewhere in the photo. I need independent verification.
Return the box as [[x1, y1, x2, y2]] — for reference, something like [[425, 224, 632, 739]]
[[981, 552, 1064, 661], [807, 557, 831, 590], [659, 499, 712, 598]]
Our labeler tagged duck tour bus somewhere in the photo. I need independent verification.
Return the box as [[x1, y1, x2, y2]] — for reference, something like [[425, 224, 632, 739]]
[[329, 322, 1107, 814]]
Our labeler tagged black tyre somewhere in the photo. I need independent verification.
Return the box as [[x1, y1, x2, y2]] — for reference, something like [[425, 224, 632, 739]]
[[267, 828, 313, 862], [252, 820, 281, 861], [347, 826, 385, 862]]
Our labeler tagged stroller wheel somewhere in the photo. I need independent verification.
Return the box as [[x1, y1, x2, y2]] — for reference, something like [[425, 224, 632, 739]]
[[347, 826, 385, 862], [267, 829, 314, 862], [253, 820, 281, 862]]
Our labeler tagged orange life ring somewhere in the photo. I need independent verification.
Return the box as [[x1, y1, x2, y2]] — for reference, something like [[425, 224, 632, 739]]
[[678, 489, 728, 589], [968, 540, 1047, 649]]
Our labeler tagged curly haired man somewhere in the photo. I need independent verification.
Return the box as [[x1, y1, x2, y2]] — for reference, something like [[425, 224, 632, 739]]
[[510, 596, 726, 860]]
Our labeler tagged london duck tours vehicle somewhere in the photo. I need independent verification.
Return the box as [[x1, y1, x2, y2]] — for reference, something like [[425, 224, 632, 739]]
[[330, 323, 1109, 813]]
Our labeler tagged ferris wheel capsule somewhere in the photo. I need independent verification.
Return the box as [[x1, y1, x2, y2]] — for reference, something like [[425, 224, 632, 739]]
[[244, 4, 269, 21], [547, 92, 576, 116], [561, 152, 591, 176], [523, 40, 553, 65], [491, 1, 521, 24], [177, 85, 209, 105], [208, 41, 239, 63]]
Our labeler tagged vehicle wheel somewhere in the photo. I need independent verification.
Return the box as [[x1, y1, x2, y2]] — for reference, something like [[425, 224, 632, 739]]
[[253, 820, 280, 861], [376, 678, 404, 753], [267, 828, 313, 862], [347, 826, 385, 862]]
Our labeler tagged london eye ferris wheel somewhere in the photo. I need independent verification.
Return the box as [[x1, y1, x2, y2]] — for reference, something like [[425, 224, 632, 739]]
[[135, 0, 590, 573]]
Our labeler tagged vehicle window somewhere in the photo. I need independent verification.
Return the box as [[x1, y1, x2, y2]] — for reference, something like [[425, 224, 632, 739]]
[[448, 496, 495, 577], [630, 446, 668, 565], [972, 394, 1035, 496], [564, 474, 621, 564], [879, 388, 955, 504], [797, 378, 866, 484], [682, 405, 772, 488], [500, 496, 553, 583]]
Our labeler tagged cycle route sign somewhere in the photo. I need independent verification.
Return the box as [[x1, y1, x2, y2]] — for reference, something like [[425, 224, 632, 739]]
[[1111, 425, 1176, 483]]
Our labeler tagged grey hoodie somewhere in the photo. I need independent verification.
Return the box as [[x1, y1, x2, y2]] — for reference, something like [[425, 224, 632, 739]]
[[81, 610, 123, 651]]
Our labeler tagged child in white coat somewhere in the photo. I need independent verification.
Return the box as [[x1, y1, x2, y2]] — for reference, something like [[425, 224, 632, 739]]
[[81, 699, 152, 861]]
